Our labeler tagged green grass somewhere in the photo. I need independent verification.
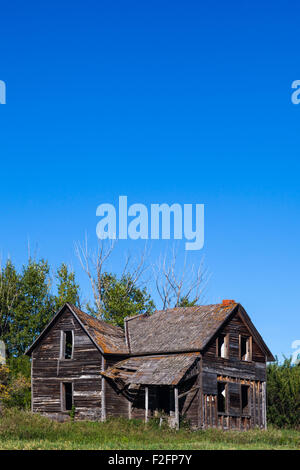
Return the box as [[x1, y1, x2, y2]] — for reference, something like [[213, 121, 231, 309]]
[[0, 408, 299, 450]]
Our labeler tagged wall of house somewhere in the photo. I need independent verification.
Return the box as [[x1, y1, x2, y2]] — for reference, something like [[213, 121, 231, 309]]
[[31, 308, 103, 421], [200, 311, 267, 430], [104, 355, 130, 419]]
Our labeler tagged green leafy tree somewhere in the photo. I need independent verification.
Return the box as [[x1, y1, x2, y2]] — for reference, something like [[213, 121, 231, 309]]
[[90, 272, 155, 328], [1, 258, 81, 357], [55, 263, 80, 311], [9, 259, 55, 356]]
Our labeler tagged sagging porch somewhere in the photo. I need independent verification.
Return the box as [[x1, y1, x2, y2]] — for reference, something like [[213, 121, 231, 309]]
[[101, 353, 200, 429]]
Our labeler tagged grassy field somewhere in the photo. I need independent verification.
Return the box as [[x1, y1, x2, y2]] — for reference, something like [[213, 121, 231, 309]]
[[0, 408, 299, 450]]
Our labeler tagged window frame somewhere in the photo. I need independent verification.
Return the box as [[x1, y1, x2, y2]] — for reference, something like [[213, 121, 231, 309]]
[[216, 333, 230, 359], [239, 335, 252, 362], [60, 330, 74, 360], [61, 381, 73, 412]]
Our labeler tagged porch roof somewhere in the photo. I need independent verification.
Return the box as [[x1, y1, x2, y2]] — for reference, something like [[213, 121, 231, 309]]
[[101, 352, 199, 386]]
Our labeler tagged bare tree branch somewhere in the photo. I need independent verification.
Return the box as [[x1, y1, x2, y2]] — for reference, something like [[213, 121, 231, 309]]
[[153, 245, 210, 309], [75, 236, 149, 317]]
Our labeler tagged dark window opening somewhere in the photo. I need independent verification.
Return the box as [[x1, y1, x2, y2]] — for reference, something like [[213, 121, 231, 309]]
[[63, 382, 73, 411], [241, 385, 249, 414], [217, 334, 228, 358], [217, 382, 226, 413], [157, 386, 170, 414], [64, 331, 73, 359], [240, 336, 250, 361]]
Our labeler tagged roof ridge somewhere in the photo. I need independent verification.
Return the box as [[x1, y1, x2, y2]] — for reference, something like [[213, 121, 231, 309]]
[[127, 303, 227, 321]]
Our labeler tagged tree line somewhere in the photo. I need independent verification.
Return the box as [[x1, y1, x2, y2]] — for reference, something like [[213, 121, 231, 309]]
[[0, 241, 208, 357], [0, 244, 298, 429]]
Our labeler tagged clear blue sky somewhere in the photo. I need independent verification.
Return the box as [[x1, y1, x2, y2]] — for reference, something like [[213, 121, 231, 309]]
[[0, 1, 299, 360]]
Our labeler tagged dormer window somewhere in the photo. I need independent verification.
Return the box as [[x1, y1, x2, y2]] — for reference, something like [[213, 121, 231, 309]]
[[217, 333, 229, 359], [61, 331, 73, 360], [240, 335, 252, 361]]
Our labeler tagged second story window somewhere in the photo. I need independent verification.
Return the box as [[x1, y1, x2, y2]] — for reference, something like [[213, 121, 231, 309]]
[[61, 331, 73, 360], [217, 333, 229, 358], [240, 336, 252, 361]]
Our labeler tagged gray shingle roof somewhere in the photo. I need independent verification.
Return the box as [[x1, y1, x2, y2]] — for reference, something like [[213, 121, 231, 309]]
[[125, 303, 238, 354]]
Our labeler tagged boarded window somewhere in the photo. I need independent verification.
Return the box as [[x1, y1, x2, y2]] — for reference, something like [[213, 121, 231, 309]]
[[240, 336, 252, 361], [217, 382, 227, 413], [217, 334, 229, 358], [62, 331, 73, 359], [241, 385, 249, 414], [63, 382, 73, 411]]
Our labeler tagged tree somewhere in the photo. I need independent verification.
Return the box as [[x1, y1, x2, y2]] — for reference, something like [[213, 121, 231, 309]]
[[1, 257, 81, 357], [0, 260, 19, 351], [153, 247, 209, 310], [55, 263, 80, 311], [8, 259, 55, 356], [177, 296, 198, 307], [267, 358, 300, 428], [92, 272, 155, 327], [75, 238, 152, 326]]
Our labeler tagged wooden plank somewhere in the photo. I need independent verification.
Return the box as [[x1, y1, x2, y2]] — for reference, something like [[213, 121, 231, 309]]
[[262, 381, 267, 429], [101, 355, 106, 422], [174, 387, 179, 430], [145, 386, 149, 423], [252, 381, 256, 427], [178, 385, 200, 399]]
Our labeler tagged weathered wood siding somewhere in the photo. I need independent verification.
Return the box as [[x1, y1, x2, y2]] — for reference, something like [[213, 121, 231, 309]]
[[200, 311, 267, 429], [31, 305, 268, 430], [31, 307, 103, 421], [104, 355, 130, 419]]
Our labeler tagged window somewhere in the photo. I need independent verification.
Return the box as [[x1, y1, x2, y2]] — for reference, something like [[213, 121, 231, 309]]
[[61, 331, 73, 359], [62, 382, 73, 411], [240, 336, 252, 361], [217, 382, 227, 413], [241, 385, 249, 414], [217, 334, 229, 358]]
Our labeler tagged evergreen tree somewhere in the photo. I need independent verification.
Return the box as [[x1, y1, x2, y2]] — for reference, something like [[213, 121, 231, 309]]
[[55, 263, 80, 310], [0, 260, 19, 352], [267, 358, 300, 428]]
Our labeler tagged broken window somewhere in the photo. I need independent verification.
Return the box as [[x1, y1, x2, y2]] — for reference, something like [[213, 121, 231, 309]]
[[63, 382, 73, 411], [240, 336, 252, 361], [217, 334, 229, 358], [217, 382, 227, 413], [62, 331, 73, 359], [241, 385, 249, 414]]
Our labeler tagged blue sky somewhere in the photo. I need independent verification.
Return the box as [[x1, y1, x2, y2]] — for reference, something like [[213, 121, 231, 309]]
[[0, 1, 299, 360]]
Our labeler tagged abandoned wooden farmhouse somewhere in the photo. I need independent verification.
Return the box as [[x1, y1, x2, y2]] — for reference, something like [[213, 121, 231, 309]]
[[26, 300, 274, 430]]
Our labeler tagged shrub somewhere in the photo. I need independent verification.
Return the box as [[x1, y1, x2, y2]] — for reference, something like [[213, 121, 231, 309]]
[[267, 358, 300, 428], [0, 359, 31, 410]]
